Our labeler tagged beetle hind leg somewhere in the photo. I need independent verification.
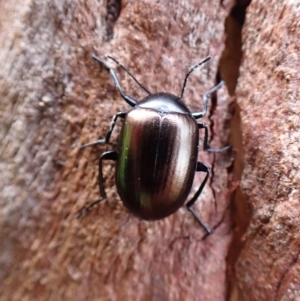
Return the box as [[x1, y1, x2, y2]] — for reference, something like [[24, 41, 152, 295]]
[[197, 121, 231, 153], [76, 150, 118, 218], [186, 162, 212, 236]]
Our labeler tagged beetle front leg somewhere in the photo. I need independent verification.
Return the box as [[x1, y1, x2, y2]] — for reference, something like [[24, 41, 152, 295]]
[[76, 150, 118, 218], [80, 112, 126, 149], [186, 162, 212, 236], [197, 121, 230, 153], [192, 81, 224, 119], [92, 54, 138, 107]]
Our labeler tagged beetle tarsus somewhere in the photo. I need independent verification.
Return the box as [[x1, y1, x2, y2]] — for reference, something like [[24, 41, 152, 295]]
[[206, 145, 231, 153], [197, 121, 231, 153], [76, 198, 105, 218], [187, 206, 212, 235], [80, 139, 106, 150]]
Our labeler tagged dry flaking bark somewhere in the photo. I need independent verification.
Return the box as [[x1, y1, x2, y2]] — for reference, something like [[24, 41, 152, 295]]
[[235, 1, 300, 300], [0, 1, 233, 301]]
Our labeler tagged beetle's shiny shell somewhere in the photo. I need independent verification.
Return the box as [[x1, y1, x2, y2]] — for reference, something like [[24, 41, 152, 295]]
[[116, 93, 199, 220]]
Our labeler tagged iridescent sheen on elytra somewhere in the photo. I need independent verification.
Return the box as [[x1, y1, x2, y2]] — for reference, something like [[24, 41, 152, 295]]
[[116, 93, 199, 220]]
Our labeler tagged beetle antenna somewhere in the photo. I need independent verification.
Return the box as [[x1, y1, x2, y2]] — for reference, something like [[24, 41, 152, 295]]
[[179, 56, 211, 99], [107, 56, 151, 95]]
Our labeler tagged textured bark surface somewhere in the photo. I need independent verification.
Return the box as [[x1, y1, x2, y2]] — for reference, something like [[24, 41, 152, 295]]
[[219, 2, 251, 301], [0, 1, 233, 301], [235, 1, 300, 300]]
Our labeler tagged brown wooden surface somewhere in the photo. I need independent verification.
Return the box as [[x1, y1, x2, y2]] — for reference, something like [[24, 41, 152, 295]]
[[0, 1, 233, 301]]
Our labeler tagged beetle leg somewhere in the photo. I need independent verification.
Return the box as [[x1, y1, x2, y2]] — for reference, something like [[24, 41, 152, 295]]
[[179, 56, 211, 99], [192, 81, 224, 119], [80, 112, 126, 149], [107, 56, 151, 95], [92, 54, 138, 107], [98, 151, 118, 198], [197, 122, 230, 153], [76, 150, 118, 218], [186, 162, 212, 235]]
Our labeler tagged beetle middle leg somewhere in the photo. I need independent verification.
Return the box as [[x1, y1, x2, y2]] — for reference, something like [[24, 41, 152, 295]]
[[76, 150, 118, 218], [197, 121, 230, 153], [186, 162, 212, 235], [80, 112, 126, 149]]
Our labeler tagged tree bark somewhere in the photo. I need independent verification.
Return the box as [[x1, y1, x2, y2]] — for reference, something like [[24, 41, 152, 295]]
[[233, 1, 300, 300], [0, 1, 233, 301]]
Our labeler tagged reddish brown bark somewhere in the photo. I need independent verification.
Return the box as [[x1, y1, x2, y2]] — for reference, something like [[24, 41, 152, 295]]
[[0, 1, 233, 301], [234, 1, 300, 300]]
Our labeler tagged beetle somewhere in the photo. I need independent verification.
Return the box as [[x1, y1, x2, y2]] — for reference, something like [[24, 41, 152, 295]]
[[79, 54, 229, 235]]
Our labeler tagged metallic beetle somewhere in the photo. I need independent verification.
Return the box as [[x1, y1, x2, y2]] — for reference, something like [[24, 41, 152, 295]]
[[79, 54, 229, 234]]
